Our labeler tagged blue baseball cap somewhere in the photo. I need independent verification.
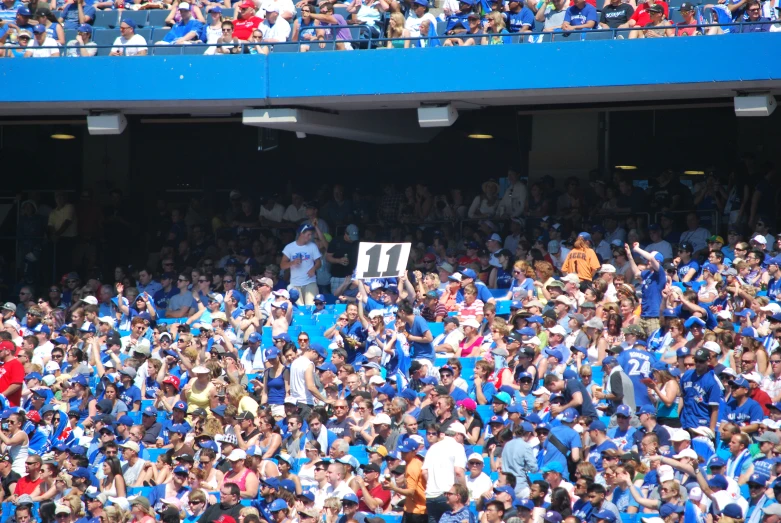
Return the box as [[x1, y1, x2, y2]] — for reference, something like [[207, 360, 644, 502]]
[[510, 300, 524, 310], [594, 510, 617, 523], [741, 327, 759, 339], [523, 413, 542, 424], [578, 232, 592, 242], [602, 356, 618, 366], [488, 415, 507, 425], [265, 347, 280, 360], [684, 316, 706, 328], [248, 332, 261, 343], [117, 415, 135, 426], [563, 368, 578, 380], [273, 332, 291, 342], [588, 420, 607, 432], [17, 6, 31, 15], [651, 360, 669, 371], [730, 376, 750, 389], [709, 457, 726, 468], [659, 504, 685, 519], [52, 336, 68, 345], [69, 445, 87, 456], [708, 474, 728, 490], [298, 489, 316, 501], [493, 391, 511, 404], [702, 263, 718, 274], [212, 404, 227, 417], [342, 492, 360, 504], [494, 485, 516, 499], [636, 404, 656, 416], [460, 268, 477, 279], [199, 440, 219, 452], [559, 408, 578, 423], [676, 347, 690, 358], [748, 472, 769, 487], [297, 223, 316, 236], [521, 421, 534, 433], [419, 376, 437, 385], [376, 384, 396, 398], [33, 324, 50, 335], [662, 308, 678, 318], [279, 479, 296, 493], [142, 406, 158, 416], [25, 372, 42, 381], [169, 423, 189, 434], [397, 439, 421, 453], [545, 348, 563, 362], [261, 477, 280, 490], [507, 403, 525, 414], [53, 442, 69, 452], [310, 343, 327, 359], [616, 404, 632, 417], [517, 327, 535, 337], [173, 465, 189, 475], [173, 401, 187, 411], [314, 294, 326, 303], [541, 461, 565, 474], [242, 302, 255, 311], [71, 375, 88, 387], [70, 467, 90, 479], [269, 499, 289, 512], [734, 309, 756, 318], [516, 499, 534, 511], [544, 511, 563, 523], [317, 362, 337, 373], [722, 505, 744, 519]]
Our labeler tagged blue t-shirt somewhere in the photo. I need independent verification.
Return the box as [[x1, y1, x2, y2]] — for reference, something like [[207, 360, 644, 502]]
[[542, 425, 581, 480], [588, 439, 618, 472], [640, 264, 666, 318], [607, 425, 637, 451], [507, 7, 535, 32], [678, 260, 700, 281], [564, 3, 597, 26], [118, 384, 141, 408], [725, 397, 764, 426], [164, 19, 204, 42], [768, 276, 781, 301], [152, 287, 179, 311], [616, 348, 654, 408], [680, 368, 722, 429], [610, 486, 639, 512], [456, 282, 493, 304], [61, 3, 96, 30], [445, 11, 470, 32], [407, 314, 434, 361]]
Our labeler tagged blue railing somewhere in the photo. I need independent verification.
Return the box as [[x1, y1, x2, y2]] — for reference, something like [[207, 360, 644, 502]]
[[9, 19, 778, 56]]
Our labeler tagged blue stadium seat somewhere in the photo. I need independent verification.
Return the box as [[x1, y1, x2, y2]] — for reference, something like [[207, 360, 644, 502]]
[[489, 288, 506, 298], [121, 10, 149, 28], [350, 445, 369, 465], [375, 516, 402, 523], [152, 27, 171, 42], [127, 411, 143, 425], [435, 19, 446, 36], [583, 29, 613, 40], [428, 322, 444, 337], [95, 10, 120, 28], [141, 399, 154, 411], [146, 448, 167, 462], [495, 300, 511, 315], [591, 365, 603, 386], [93, 29, 119, 56], [670, 8, 685, 23], [148, 9, 171, 27], [476, 405, 493, 423], [64, 29, 77, 44], [183, 44, 208, 54], [136, 28, 153, 47], [127, 486, 153, 498], [222, 6, 236, 17], [553, 31, 583, 42]]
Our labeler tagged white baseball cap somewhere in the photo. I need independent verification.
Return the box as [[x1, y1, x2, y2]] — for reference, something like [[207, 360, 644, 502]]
[[673, 448, 698, 460], [448, 422, 467, 436], [670, 429, 691, 442], [702, 341, 721, 354], [372, 414, 392, 426], [81, 296, 98, 305], [599, 264, 616, 274]]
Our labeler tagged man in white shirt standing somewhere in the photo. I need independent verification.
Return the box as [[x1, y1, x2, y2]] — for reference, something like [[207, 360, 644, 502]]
[[422, 423, 467, 523], [498, 169, 528, 219], [281, 224, 322, 305], [26, 24, 59, 57], [289, 343, 331, 419]]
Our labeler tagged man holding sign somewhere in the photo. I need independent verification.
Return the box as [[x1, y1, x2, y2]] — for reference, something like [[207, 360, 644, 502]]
[[281, 224, 322, 305]]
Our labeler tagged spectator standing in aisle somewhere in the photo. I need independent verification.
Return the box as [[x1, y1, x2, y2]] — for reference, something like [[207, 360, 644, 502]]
[[281, 224, 322, 306]]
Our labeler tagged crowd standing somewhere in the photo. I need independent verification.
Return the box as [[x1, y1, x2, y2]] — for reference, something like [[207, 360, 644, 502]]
[[1, 0, 781, 57], [3, 165, 781, 523]]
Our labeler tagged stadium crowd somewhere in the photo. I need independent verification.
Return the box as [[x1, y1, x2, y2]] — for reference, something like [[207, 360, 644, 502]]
[[0, 0, 780, 57], [2, 165, 781, 523]]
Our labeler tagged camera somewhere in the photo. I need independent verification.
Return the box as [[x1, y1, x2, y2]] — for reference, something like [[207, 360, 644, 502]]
[[241, 280, 256, 292]]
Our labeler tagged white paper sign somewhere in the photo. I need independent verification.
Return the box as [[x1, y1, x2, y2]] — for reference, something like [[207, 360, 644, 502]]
[[355, 242, 412, 280]]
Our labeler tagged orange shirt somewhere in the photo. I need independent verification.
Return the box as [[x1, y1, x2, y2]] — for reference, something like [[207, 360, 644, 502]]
[[561, 247, 601, 282], [404, 456, 427, 514]]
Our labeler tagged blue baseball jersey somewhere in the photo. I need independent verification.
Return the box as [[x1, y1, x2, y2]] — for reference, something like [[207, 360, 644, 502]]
[[640, 265, 666, 318], [617, 348, 654, 408], [680, 369, 722, 429], [725, 397, 764, 427]]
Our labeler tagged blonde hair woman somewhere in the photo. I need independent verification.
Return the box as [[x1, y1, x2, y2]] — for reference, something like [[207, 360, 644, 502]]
[[385, 12, 410, 48], [226, 383, 259, 416], [103, 505, 129, 523], [504, 260, 536, 302], [481, 11, 510, 45]]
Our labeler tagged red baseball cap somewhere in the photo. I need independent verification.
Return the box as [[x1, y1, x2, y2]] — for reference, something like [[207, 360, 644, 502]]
[[239, 1, 255, 8], [216, 517, 236, 523], [0, 340, 15, 353], [27, 411, 42, 424]]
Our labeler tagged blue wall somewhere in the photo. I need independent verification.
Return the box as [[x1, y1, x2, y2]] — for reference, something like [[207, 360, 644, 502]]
[[2, 33, 780, 104]]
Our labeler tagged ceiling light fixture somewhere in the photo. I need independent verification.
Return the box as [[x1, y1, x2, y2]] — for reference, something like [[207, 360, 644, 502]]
[[51, 133, 75, 140]]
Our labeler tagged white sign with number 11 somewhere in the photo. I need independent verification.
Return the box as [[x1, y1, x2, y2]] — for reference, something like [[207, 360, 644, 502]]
[[355, 242, 412, 280]]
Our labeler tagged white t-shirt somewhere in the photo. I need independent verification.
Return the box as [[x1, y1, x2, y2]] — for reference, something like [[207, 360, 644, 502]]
[[259, 202, 285, 222], [29, 37, 59, 57], [405, 11, 437, 37], [283, 240, 321, 287], [259, 0, 295, 17], [260, 16, 291, 42], [283, 204, 306, 223], [466, 471, 493, 500], [65, 40, 97, 57], [289, 355, 314, 405], [421, 435, 467, 497], [112, 34, 147, 56]]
